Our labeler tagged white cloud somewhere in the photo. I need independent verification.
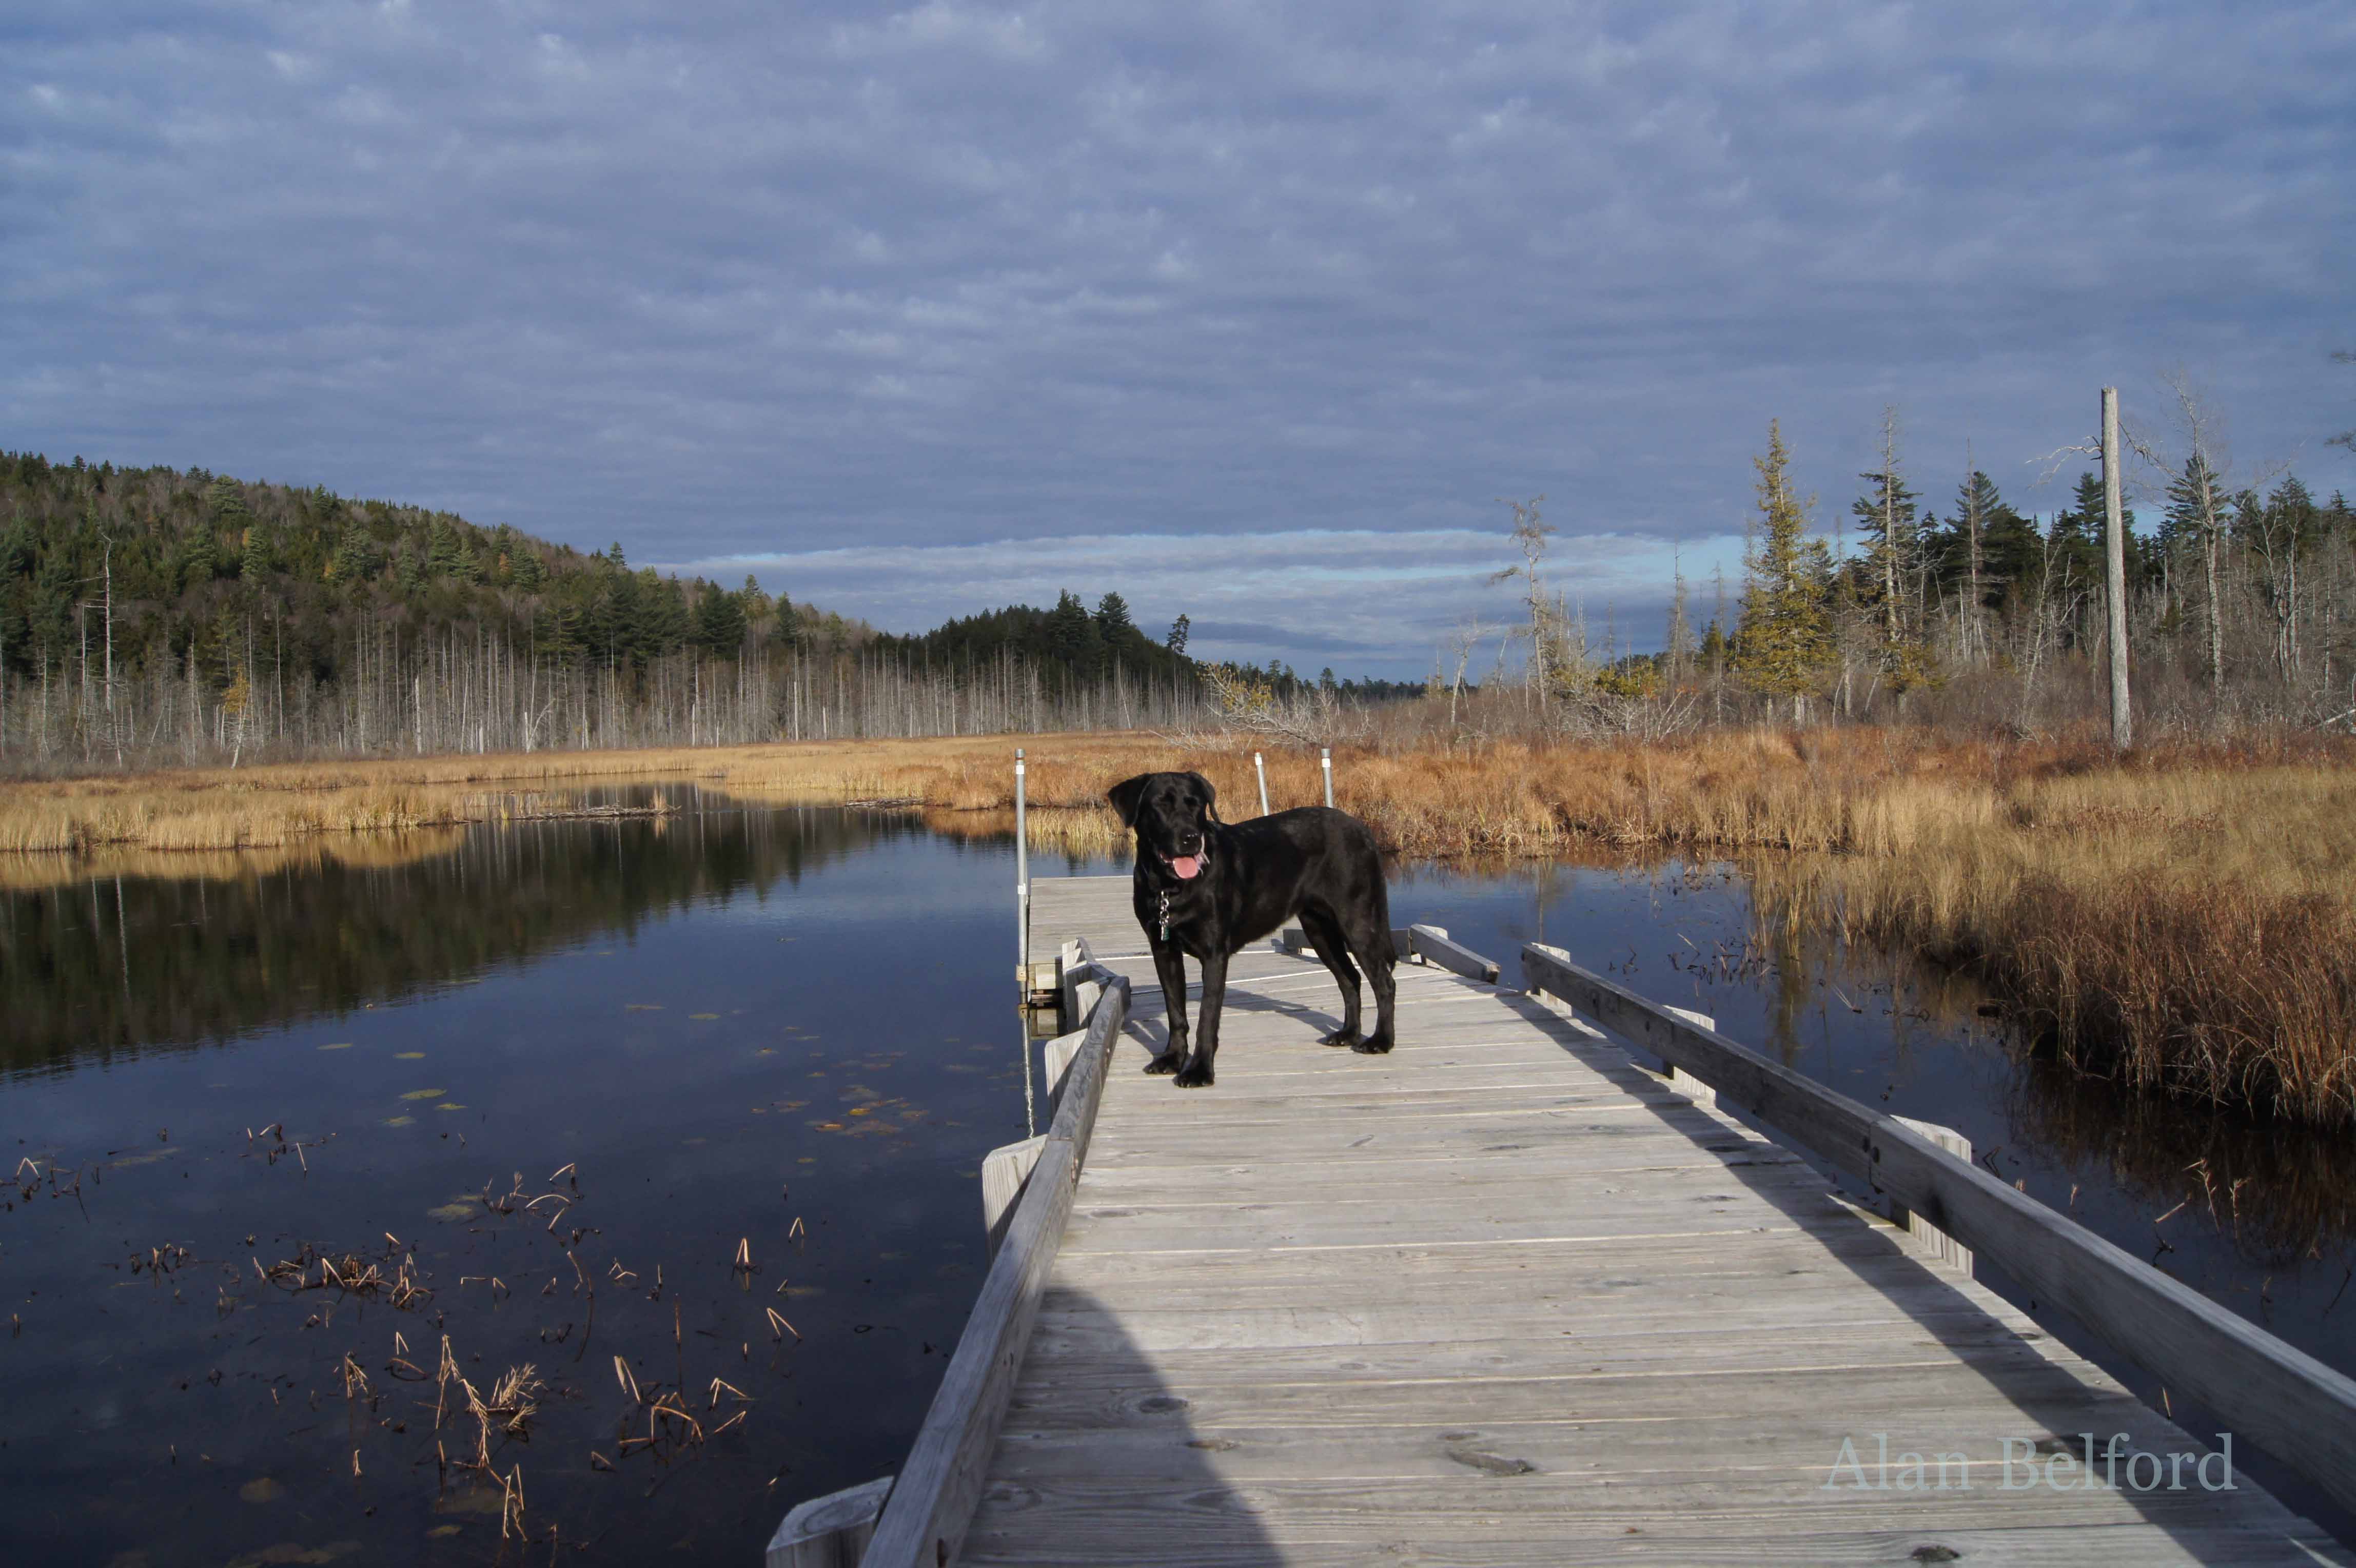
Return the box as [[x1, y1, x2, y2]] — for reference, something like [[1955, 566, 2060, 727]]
[[2, 1, 2351, 677], [663, 524, 1742, 673]]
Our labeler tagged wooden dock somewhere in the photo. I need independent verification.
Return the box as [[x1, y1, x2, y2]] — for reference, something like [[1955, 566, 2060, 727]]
[[777, 874, 2356, 1567]]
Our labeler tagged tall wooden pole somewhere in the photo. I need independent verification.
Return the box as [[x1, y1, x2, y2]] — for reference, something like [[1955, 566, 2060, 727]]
[[2102, 388, 2132, 749]]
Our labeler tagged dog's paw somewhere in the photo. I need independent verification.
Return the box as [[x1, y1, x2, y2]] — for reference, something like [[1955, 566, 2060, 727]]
[[1350, 1034, 1396, 1055], [1142, 1052, 1183, 1075], [1172, 1061, 1215, 1088], [1318, 1027, 1362, 1049]]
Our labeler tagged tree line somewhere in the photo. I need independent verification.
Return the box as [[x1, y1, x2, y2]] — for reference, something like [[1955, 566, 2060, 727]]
[[0, 452, 1225, 770], [1467, 392, 2356, 738]]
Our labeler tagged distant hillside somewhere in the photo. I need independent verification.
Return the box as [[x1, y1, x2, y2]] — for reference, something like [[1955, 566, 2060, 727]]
[[0, 452, 1215, 767], [0, 450, 845, 694]]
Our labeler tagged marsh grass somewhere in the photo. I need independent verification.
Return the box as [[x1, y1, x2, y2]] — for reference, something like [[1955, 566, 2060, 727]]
[[1754, 761, 2356, 1127], [9, 726, 2354, 1122]]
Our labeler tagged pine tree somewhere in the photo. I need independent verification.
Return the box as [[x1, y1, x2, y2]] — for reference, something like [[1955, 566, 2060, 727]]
[[692, 585, 748, 656], [427, 519, 462, 579], [1093, 591, 1134, 640], [1047, 590, 1098, 676], [1166, 613, 1190, 656], [1850, 408, 1928, 684], [1734, 420, 1832, 721], [2165, 453, 2230, 689], [240, 520, 276, 580]]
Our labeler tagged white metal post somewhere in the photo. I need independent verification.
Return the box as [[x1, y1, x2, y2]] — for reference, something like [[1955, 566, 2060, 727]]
[[1321, 748, 1333, 808], [1014, 749, 1029, 983], [1254, 752, 1269, 817]]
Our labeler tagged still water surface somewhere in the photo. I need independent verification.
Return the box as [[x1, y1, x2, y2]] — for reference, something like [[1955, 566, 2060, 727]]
[[5, 793, 2353, 1561]]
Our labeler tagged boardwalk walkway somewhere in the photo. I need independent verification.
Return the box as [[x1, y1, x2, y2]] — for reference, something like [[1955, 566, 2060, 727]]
[[966, 876, 2345, 1565], [778, 873, 2352, 1566]]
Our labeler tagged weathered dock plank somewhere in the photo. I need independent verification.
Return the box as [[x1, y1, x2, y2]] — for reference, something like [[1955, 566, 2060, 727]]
[[926, 875, 2353, 1565]]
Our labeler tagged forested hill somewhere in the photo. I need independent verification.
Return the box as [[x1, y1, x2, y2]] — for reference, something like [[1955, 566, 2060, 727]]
[[0, 450, 1225, 764], [875, 591, 1192, 685], [0, 449, 845, 688]]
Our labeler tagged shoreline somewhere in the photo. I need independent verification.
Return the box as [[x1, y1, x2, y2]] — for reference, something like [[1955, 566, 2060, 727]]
[[7, 727, 2353, 1126]]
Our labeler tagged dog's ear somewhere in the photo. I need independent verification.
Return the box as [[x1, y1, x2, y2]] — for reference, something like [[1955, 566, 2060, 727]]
[[1185, 771, 1220, 823], [1106, 774, 1151, 828]]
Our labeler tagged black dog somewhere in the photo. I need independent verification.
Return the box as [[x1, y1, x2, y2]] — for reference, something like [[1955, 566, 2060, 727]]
[[1107, 770, 1397, 1088]]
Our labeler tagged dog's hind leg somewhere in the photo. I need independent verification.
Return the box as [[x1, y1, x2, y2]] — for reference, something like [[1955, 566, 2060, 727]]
[[1298, 905, 1365, 1048], [1350, 940, 1397, 1054]]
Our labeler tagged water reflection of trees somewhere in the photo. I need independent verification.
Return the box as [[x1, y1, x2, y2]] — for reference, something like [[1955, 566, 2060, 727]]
[[0, 802, 930, 1074]]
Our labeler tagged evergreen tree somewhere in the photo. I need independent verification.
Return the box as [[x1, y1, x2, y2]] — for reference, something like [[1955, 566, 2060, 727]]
[[1734, 420, 1832, 720], [176, 526, 221, 593], [2164, 453, 2231, 688], [1094, 591, 1134, 640], [1046, 590, 1098, 676], [329, 525, 378, 586], [1166, 613, 1190, 656], [2051, 473, 2110, 588], [692, 585, 748, 656], [0, 517, 34, 578], [1850, 408, 1929, 688], [240, 520, 276, 580], [427, 519, 462, 579]]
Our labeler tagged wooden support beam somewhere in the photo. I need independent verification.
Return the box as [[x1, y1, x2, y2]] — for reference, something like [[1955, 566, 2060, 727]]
[[765, 1475, 891, 1568], [1409, 923, 1499, 984]]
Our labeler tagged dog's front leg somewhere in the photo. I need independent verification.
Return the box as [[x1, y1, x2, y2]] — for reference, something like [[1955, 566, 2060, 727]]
[[1143, 936, 1189, 1075], [1173, 949, 1226, 1088]]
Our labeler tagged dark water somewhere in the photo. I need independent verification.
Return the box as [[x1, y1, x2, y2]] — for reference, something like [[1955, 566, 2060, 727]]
[[6, 809, 2354, 1563], [2, 797, 1049, 1567]]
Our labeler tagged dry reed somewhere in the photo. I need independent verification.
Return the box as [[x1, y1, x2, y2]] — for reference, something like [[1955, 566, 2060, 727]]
[[9, 726, 2354, 1124]]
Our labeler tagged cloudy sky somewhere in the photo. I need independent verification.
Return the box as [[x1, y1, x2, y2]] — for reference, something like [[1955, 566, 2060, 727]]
[[7, 2, 2352, 677]]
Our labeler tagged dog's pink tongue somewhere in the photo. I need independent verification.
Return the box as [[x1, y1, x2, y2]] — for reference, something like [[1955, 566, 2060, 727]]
[[1169, 855, 1201, 880]]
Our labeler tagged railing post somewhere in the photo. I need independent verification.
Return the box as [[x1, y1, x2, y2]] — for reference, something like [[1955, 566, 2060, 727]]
[[1013, 749, 1029, 988], [1254, 751, 1269, 817], [1893, 1118, 1975, 1275], [1321, 747, 1333, 808]]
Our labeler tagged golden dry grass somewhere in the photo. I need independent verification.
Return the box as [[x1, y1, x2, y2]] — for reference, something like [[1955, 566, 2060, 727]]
[[1755, 762, 2356, 1126], [9, 727, 2353, 1123]]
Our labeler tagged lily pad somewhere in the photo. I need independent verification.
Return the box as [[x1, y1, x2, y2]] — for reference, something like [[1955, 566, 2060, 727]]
[[427, 1202, 475, 1223], [317, 1043, 354, 1052], [384, 1116, 416, 1127], [394, 1051, 426, 1061], [238, 1477, 284, 1504], [434, 1103, 467, 1112], [400, 1088, 446, 1102]]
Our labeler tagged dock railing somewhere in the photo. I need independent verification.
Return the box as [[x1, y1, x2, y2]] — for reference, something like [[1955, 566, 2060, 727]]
[[1521, 939, 2356, 1520], [769, 960, 1131, 1568]]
